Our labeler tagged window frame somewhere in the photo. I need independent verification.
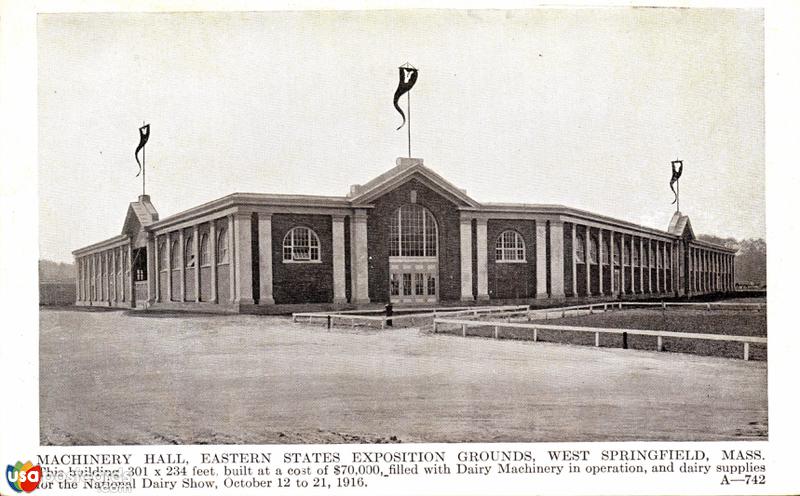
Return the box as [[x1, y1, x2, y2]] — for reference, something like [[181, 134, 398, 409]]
[[185, 234, 196, 269], [589, 235, 599, 265], [575, 232, 586, 264], [170, 239, 180, 270], [159, 240, 168, 272], [216, 227, 229, 265], [282, 226, 322, 263], [389, 204, 438, 259], [199, 233, 210, 267], [495, 230, 527, 263]]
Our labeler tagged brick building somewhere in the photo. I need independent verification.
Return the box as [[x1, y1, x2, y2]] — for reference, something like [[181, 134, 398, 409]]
[[73, 157, 736, 312]]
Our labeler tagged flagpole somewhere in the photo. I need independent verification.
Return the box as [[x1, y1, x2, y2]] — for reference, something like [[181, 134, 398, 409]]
[[676, 177, 680, 213], [407, 91, 412, 158], [142, 121, 146, 196]]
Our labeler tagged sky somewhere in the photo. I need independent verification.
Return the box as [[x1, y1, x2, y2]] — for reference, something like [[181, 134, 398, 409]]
[[38, 8, 764, 263]]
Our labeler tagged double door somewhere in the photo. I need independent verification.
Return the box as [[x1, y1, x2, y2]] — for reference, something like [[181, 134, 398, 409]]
[[389, 258, 438, 304]]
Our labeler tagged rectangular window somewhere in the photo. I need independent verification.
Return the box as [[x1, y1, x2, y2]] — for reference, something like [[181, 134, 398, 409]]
[[601, 239, 609, 265], [427, 275, 436, 296], [414, 273, 424, 295], [402, 273, 412, 296], [390, 273, 400, 296]]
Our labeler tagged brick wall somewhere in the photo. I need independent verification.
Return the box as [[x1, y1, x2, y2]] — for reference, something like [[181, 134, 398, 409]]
[[272, 213, 333, 304], [487, 219, 536, 299]]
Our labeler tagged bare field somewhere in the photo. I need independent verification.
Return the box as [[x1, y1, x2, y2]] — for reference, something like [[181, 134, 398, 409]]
[[40, 308, 767, 445]]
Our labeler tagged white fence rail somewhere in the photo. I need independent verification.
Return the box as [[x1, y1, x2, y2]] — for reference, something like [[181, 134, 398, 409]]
[[292, 305, 530, 329], [432, 317, 766, 360]]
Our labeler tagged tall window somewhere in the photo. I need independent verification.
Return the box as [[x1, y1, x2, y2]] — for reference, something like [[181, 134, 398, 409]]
[[643, 243, 650, 267], [199, 234, 210, 266], [185, 235, 196, 268], [496, 230, 526, 262], [613, 239, 620, 265], [389, 204, 438, 257], [623, 242, 631, 265], [575, 233, 586, 263], [283, 226, 320, 262], [601, 238, 609, 265], [589, 236, 598, 264], [159, 241, 168, 271], [217, 227, 229, 264], [170, 240, 180, 269], [633, 242, 640, 265]]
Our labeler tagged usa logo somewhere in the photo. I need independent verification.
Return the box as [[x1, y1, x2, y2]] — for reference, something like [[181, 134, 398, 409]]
[[6, 461, 41, 493]]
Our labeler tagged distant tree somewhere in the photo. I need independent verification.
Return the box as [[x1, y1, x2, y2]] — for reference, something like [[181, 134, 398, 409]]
[[39, 260, 76, 283], [697, 235, 766, 285]]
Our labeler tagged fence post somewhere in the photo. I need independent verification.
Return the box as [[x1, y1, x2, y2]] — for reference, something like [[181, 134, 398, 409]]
[[433, 321, 438, 333], [595, 332, 600, 347], [494, 326, 499, 339], [462, 323, 467, 337], [589, 305, 594, 315], [292, 315, 297, 323], [657, 336, 664, 352], [533, 327, 538, 342], [618, 302, 622, 310], [622, 332, 628, 349], [327, 315, 331, 330], [603, 303, 607, 311], [744, 342, 750, 361], [706, 303, 711, 311]]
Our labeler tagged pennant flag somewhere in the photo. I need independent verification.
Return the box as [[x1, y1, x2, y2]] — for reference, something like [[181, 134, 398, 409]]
[[393, 65, 418, 130], [670, 159, 683, 204], [135, 124, 150, 177]]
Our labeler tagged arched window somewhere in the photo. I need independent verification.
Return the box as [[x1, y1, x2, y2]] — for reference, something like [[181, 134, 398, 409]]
[[170, 240, 180, 269], [185, 235, 196, 268], [389, 204, 438, 257], [217, 227, 229, 264], [589, 235, 598, 264], [199, 233, 210, 266], [575, 233, 586, 263], [283, 226, 320, 262], [159, 240, 168, 271], [495, 230, 525, 262]]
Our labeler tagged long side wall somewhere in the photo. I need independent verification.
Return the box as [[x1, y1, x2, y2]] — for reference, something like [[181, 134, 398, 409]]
[[74, 241, 134, 309], [75, 208, 737, 311]]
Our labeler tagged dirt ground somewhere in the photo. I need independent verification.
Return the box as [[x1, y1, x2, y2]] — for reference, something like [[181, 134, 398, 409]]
[[40, 308, 767, 445]]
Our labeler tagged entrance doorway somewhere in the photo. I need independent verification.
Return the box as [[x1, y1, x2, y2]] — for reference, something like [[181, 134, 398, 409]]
[[388, 204, 439, 304]]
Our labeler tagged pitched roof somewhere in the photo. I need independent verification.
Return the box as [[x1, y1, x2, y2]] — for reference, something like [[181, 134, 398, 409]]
[[667, 211, 695, 239], [122, 194, 159, 235], [348, 157, 480, 208]]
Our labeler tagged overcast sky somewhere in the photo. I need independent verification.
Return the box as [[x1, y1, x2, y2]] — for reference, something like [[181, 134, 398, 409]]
[[38, 8, 764, 263]]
